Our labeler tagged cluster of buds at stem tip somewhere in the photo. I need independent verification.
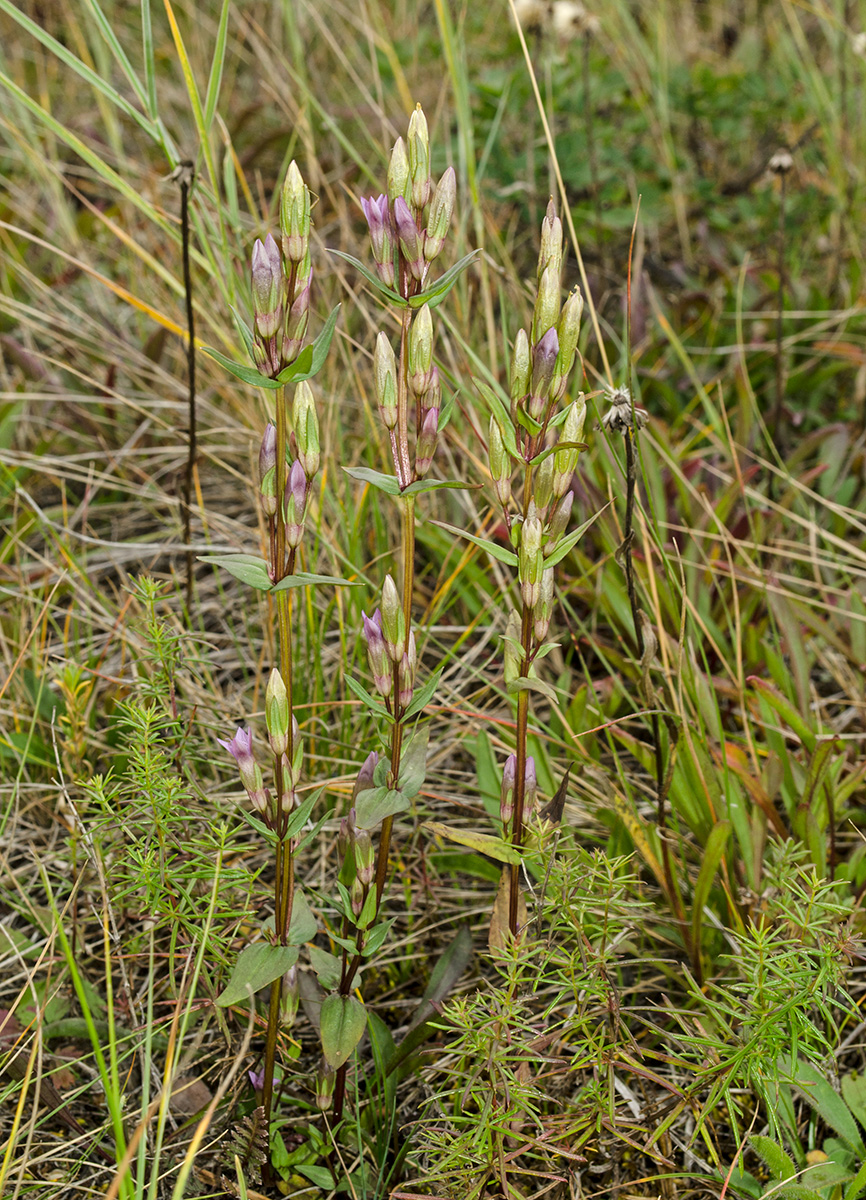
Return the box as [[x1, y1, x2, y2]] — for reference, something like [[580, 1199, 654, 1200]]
[[250, 162, 312, 378], [218, 727, 270, 815], [363, 107, 456, 296]]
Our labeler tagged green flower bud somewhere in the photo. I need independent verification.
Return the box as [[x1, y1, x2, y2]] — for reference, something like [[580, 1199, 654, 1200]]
[[354, 828, 375, 886], [532, 263, 561, 346], [408, 303, 434, 398], [552, 287, 583, 402], [425, 167, 456, 261], [387, 136, 411, 206], [537, 199, 563, 284], [292, 380, 320, 478], [503, 610, 522, 685], [534, 568, 555, 642], [316, 1059, 335, 1111], [518, 502, 544, 610], [266, 668, 290, 758], [534, 454, 555, 514], [281, 964, 300, 1027], [280, 160, 310, 264], [374, 332, 398, 430], [553, 396, 586, 498], [407, 104, 432, 210], [381, 574, 406, 663], [510, 329, 531, 409], [489, 417, 511, 509]]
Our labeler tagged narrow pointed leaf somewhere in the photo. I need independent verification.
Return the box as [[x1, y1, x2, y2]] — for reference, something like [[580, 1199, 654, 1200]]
[[202, 346, 282, 388], [410, 250, 481, 309], [424, 821, 522, 864], [402, 667, 444, 719], [474, 380, 520, 458], [271, 571, 359, 593], [277, 304, 341, 383], [328, 249, 406, 307], [344, 674, 392, 720], [430, 521, 518, 566], [343, 466, 402, 496], [544, 505, 609, 567]]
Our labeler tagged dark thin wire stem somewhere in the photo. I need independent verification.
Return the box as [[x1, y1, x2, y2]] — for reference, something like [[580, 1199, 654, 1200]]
[[177, 162, 196, 618]]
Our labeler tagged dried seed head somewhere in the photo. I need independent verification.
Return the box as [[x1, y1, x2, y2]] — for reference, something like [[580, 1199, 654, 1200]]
[[768, 149, 793, 175], [600, 386, 648, 434]]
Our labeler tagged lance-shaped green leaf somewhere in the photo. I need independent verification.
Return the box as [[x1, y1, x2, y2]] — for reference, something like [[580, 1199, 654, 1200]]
[[402, 478, 474, 497], [271, 571, 359, 594], [198, 553, 273, 590], [345, 674, 392, 721], [230, 305, 255, 359], [748, 677, 818, 753], [354, 786, 410, 829], [287, 888, 318, 945], [409, 249, 481, 310], [430, 522, 518, 567], [543, 506, 608, 567], [328, 249, 407, 307], [424, 821, 522, 864], [690, 820, 730, 958], [343, 466, 402, 496], [202, 346, 284, 389], [475, 380, 520, 458], [362, 918, 397, 957], [402, 666, 444, 719], [320, 993, 367, 1068], [284, 788, 322, 839], [507, 676, 559, 702], [528, 439, 589, 468], [276, 304, 341, 384], [216, 943, 299, 1007]]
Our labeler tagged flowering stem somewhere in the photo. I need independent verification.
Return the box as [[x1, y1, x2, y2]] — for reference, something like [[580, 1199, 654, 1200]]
[[508, 603, 532, 936]]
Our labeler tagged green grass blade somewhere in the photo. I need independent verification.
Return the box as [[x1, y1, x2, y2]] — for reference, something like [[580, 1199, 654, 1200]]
[[204, 0, 231, 133]]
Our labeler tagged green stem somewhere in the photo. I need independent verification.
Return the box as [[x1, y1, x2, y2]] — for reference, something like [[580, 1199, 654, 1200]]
[[508, 604, 532, 936]]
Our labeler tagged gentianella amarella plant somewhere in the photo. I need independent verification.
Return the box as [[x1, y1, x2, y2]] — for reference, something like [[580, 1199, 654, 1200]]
[[200, 161, 347, 1143], [321, 103, 473, 1123]]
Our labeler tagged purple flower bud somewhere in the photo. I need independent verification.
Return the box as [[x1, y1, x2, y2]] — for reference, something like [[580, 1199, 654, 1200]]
[[393, 196, 425, 281], [363, 610, 392, 698], [218, 727, 269, 813], [414, 406, 439, 477], [397, 630, 416, 709], [529, 326, 559, 420], [352, 751, 379, 803], [248, 1066, 265, 1091], [258, 423, 278, 518], [354, 828, 375, 885], [524, 756, 538, 818], [351, 875, 365, 916], [283, 273, 311, 365], [500, 753, 516, 825], [284, 460, 308, 548], [361, 194, 395, 288], [251, 235, 283, 338]]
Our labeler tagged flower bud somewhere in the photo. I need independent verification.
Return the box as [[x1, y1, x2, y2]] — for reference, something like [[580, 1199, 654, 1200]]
[[537, 199, 563, 284], [281, 964, 300, 1026], [393, 196, 425, 281], [408, 303, 434, 398], [503, 610, 522, 685], [266, 668, 290, 757], [351, 875, 366, 916], [316, 1059, 335, 1111], [284, 459, 308, 548], [518, 502, 544, 610], [381, 574, 406, 662], [553, 396, 586, 498], [374, 332, 398, 430], [532, 263, 561, 347], [407, 104, 432, 210], [352, 751, 379, 803], [524, 756, 538, 819], [218, 727, 269, 813], [354, 828, 375, 885], [279, 753, 295, 812], [338, 816, 351, 862], [280, 161, 310, 264], [500, 753, 517, 826], [528, 326, 559, 421], [425, 167, 456, 260], [283, 271, 311, 365], [534, 567, 555, 642], [397, 630, 416, 709], [361, 194, 395, 288], [489, 417, 511, 509], [552, 287, 583, 401], [251, 235, 284, 340], [362, 610, 391, 698], [510, 328, 531, 413], [534, 454, 555, 515], [292, 380, 320, 478], [414, 406, 439, 477], [387, 136, 411, 205], [544, 490, 573, 553], [259, 423, 278, 518]]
